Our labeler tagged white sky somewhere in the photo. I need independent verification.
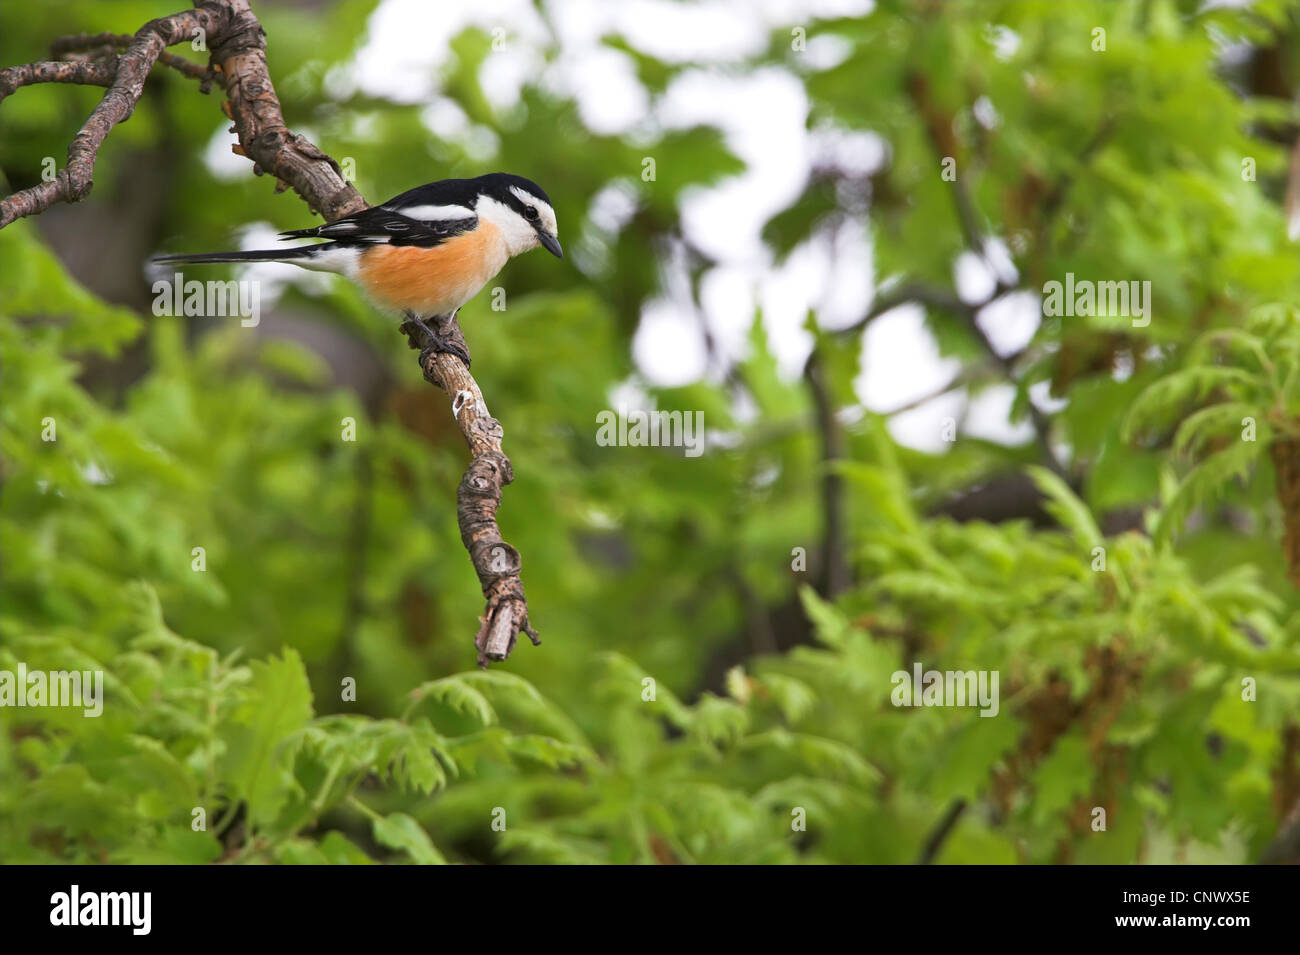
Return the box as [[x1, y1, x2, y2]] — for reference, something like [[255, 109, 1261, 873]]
[[204, 0, 1049, 452]]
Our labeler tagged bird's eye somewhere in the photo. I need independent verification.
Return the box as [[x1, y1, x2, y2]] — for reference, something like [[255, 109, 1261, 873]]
[[525, 205, 539, 221]]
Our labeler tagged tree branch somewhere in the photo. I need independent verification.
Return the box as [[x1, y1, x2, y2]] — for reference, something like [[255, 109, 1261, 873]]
[[0, 0, 538, 666], [0, 59, 119, 99], [0, 4, 226, 226], [50, 31, 218, 84], [917, 797, 967, 864], [803, 350, 849, 598], [402, 315, 540, 666], [205, 0, 365, 220], [902, 73, 1068, 478], [838, 281, 967, 339]]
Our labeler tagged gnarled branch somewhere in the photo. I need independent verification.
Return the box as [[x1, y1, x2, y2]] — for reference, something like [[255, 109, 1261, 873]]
[[0, 59, 119, 99], [402, 316, 540, 666], [0, 4, 226, 226], [50, 31, 218, 84]]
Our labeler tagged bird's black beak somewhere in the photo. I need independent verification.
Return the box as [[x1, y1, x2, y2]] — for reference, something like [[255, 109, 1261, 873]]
[[537, 230, 563, 259]]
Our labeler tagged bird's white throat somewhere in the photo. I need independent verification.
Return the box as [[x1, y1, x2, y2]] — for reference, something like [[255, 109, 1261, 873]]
[[475, 194, 550, 257]]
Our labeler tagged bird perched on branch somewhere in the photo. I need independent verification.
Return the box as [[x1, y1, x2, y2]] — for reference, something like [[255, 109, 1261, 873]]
[[153, 173, 562, 365]]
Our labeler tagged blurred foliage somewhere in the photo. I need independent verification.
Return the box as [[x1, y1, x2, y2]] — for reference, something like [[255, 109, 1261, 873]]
[[2, 0, 1299, 864]]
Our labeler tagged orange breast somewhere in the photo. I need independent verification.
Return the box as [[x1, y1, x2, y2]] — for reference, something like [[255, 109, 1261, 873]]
[[356, 223, 506, 316]]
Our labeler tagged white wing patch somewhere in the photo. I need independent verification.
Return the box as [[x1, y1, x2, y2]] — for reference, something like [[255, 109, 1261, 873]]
[[388, 203, 476, 222]]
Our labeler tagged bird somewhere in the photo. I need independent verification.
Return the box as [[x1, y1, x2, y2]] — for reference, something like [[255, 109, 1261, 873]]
[[152, 172, 562, 366]]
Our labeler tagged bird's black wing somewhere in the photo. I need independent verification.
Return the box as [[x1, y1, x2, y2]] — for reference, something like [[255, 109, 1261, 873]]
[[279, 198, 477, 248]]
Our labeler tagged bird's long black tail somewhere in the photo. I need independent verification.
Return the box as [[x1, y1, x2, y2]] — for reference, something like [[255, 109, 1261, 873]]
[[151, 245, 330, 266]]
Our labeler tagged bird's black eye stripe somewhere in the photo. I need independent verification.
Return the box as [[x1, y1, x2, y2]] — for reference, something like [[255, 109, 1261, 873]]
[[525, 205, 539, 220]]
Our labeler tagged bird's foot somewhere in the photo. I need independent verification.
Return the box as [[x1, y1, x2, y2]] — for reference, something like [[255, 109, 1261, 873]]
[[401, 310, 471, 383]]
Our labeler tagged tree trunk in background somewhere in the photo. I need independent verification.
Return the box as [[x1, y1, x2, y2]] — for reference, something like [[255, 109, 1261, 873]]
[[1272, 435, 1300, 586]]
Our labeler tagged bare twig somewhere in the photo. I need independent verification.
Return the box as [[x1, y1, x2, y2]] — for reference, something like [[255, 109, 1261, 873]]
[[841, 276, 1065, 476], [0, 59, 119, 100], [878, 368, 975, 417], [917, 797, 967, 864], [50, 31, 217, 84], [402, 315, 540, 666], [962, 286, 1066, 478], [839, 281, 967, 338], [0, 5, 227, 226]]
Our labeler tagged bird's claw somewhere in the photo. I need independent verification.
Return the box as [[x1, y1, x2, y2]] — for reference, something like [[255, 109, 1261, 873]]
[[417, 336, 472, 368], [401, 311, 471, 371]]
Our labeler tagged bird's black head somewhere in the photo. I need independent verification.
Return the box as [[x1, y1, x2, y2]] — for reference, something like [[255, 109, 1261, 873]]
[[474, 173, 562, 259]]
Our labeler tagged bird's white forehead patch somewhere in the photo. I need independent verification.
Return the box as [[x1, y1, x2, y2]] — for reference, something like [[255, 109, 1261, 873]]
[[508, 185, 558, 236], [387, 203, 476, 221]]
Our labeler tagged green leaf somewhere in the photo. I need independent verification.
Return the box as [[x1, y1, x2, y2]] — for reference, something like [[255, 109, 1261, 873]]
[[1123, 367, 1263, 443], [1153, 440, 1263, 546], [1027, 465, 1104, 549], [1172, 403, 1262, 459], [219, 649, 314, 826], [407, 674, 498, 726], [1029, 734, 1093, 825], [372, 812, 446, 865], [318, 831, 376, 865]]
